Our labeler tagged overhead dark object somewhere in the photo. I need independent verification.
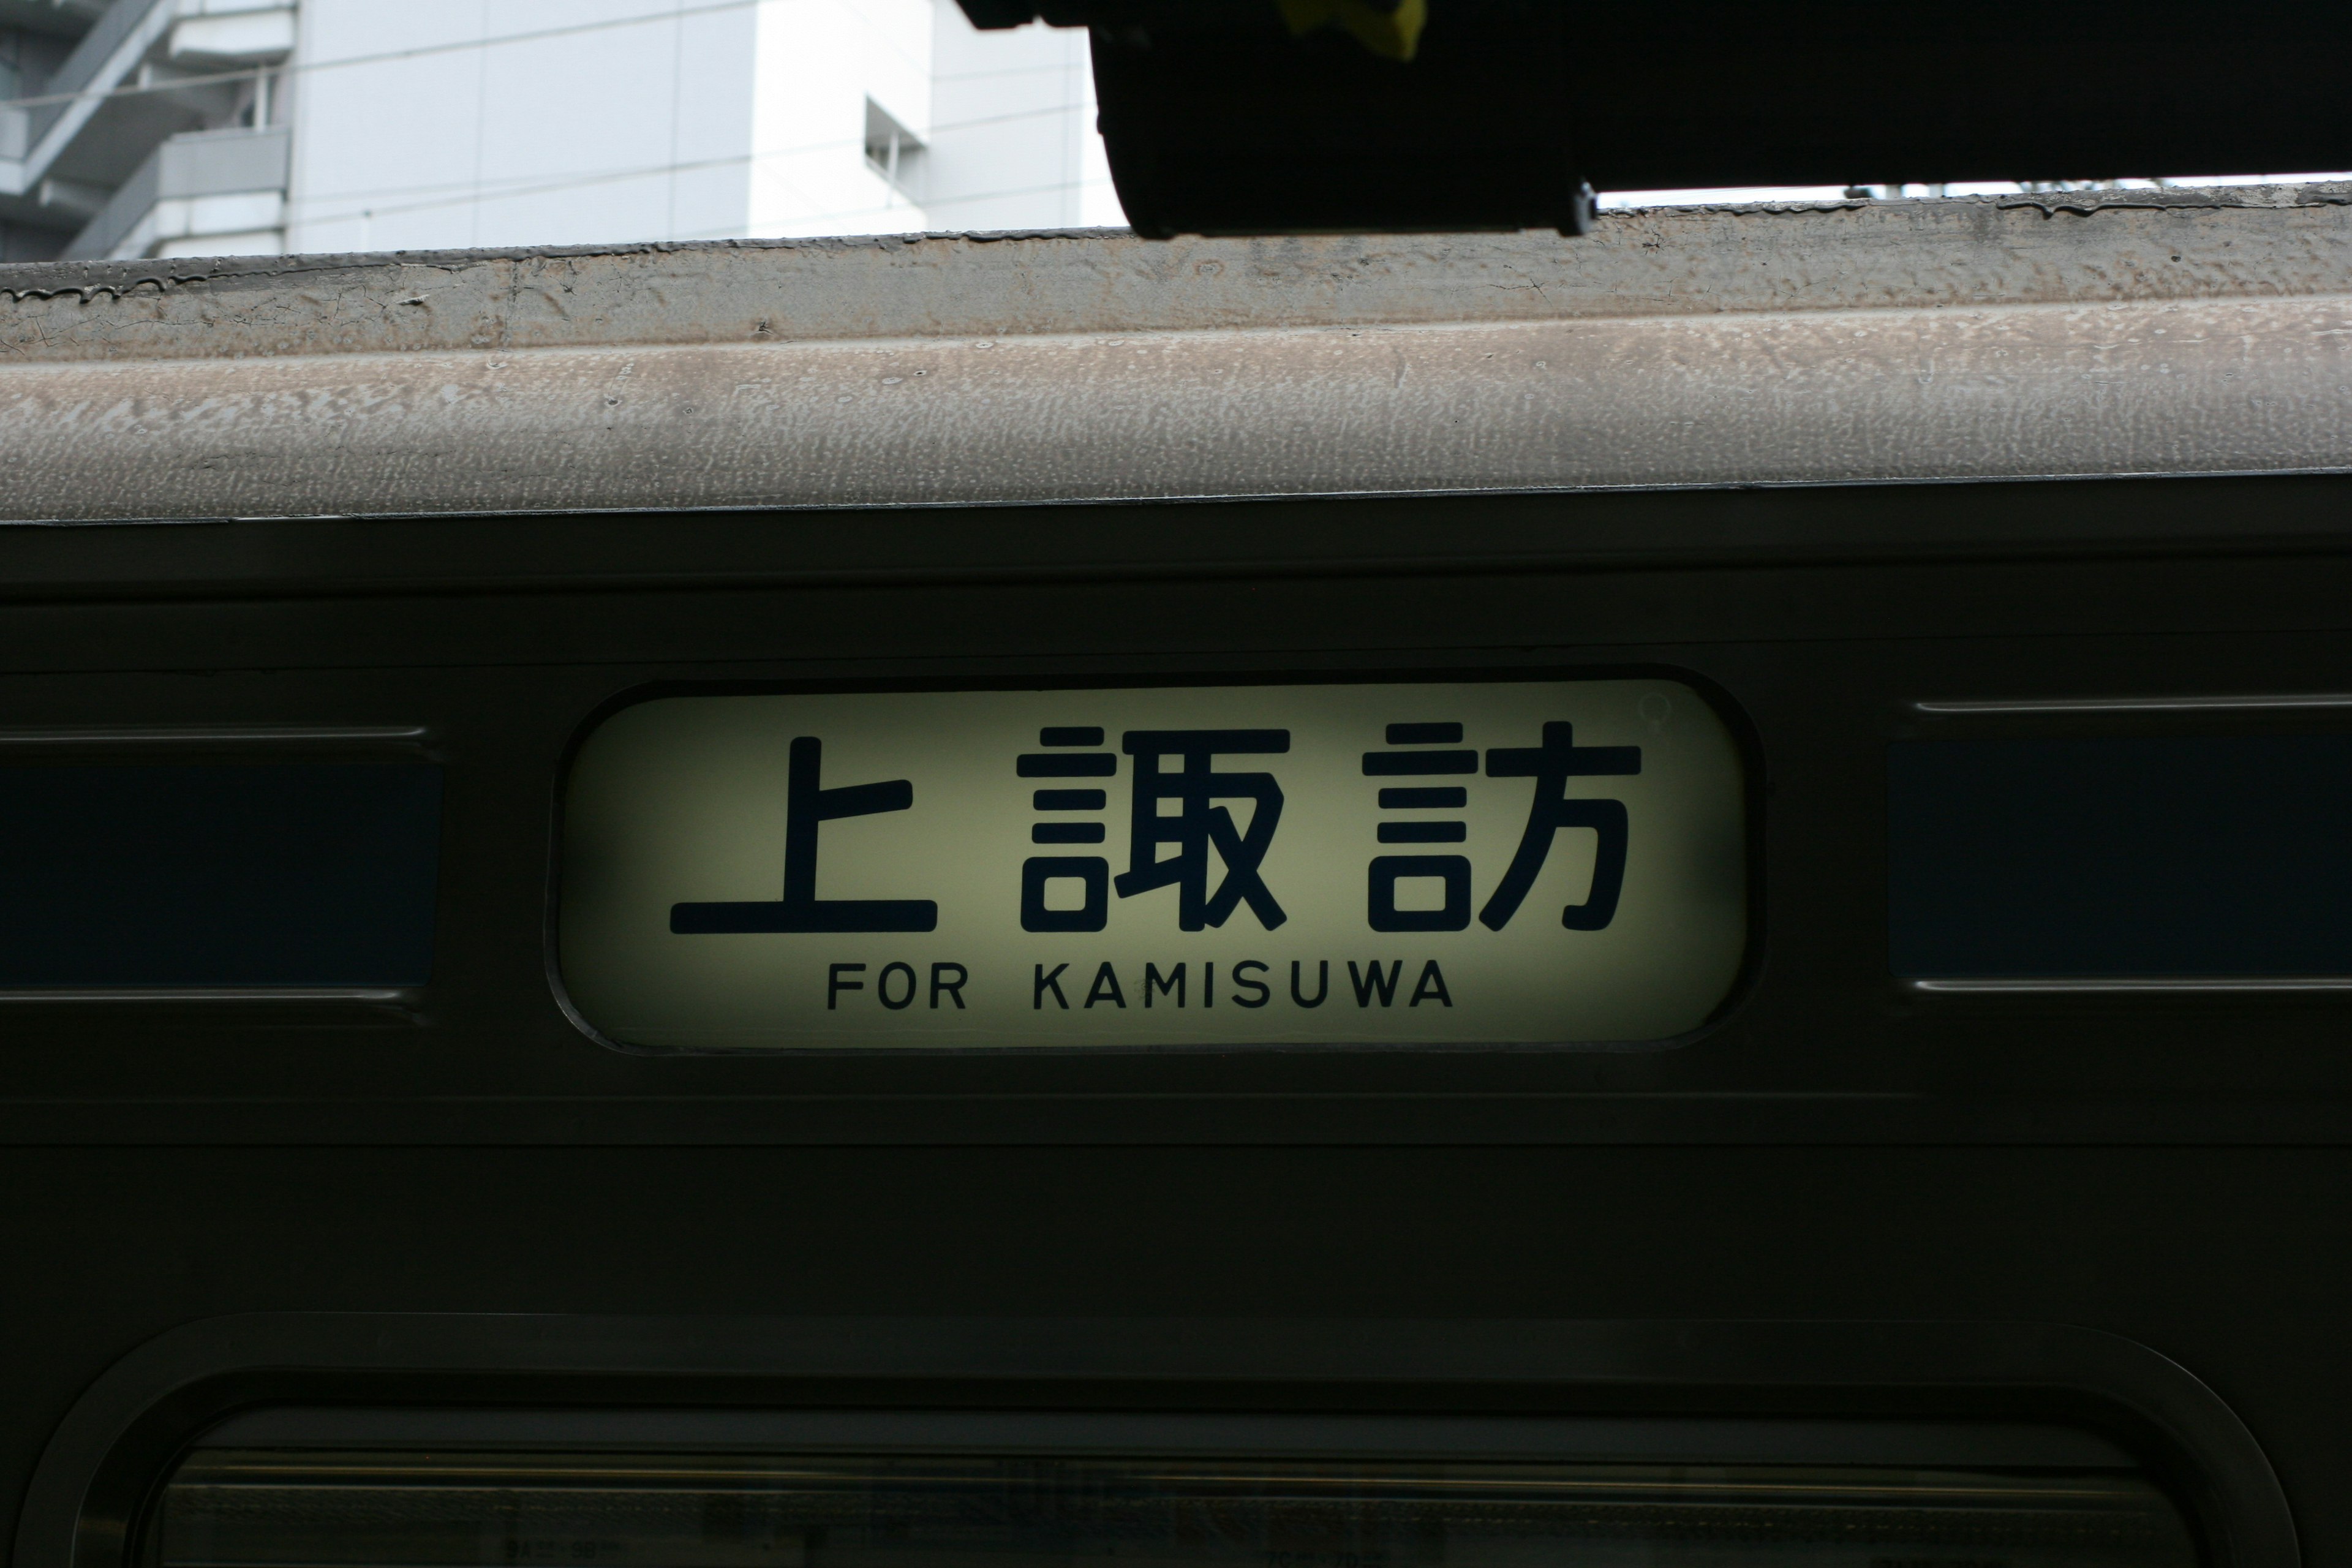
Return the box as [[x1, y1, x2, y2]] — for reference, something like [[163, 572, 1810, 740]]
[[955, 0, 2351, 238]]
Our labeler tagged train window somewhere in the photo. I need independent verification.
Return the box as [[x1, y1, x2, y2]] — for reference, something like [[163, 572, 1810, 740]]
[[144, 1417, 2197, 1568], [0, 763, 442, 990], [556, 678, 1751, 1050], [1891, 734, 2352, 979]]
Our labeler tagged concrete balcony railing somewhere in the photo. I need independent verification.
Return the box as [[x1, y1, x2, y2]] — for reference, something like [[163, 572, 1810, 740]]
[[65, 122, 288, 258]]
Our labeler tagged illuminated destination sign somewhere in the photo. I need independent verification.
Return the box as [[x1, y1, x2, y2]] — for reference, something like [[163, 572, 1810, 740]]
[[557, 680, 1747, 1049]]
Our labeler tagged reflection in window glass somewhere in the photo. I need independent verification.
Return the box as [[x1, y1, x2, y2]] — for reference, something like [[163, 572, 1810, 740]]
[[149, 1449, 2196, 1568]]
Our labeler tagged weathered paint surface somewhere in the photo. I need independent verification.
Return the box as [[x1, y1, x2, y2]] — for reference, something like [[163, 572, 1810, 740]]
[[6, 187, 2352, 361], [0, 186, 2345, 520]]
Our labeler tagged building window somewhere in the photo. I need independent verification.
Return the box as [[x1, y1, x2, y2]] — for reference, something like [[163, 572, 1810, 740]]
[[864, 97, 925, 200]]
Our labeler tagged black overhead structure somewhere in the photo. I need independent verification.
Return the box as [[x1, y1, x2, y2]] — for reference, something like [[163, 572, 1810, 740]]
[[954, 0, 2351, 238]]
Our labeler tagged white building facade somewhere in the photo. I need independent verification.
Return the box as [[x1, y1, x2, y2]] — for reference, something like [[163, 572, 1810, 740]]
[[0, 0, 1120, 262]]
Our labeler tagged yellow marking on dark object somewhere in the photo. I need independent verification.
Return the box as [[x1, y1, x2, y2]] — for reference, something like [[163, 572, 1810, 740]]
[[1277, 0, 1427, 61]]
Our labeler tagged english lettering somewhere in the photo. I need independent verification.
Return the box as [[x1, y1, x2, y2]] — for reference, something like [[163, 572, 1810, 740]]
[[1084, 960, 1128, 1008], [1348, 959, 1402, 1006], [1144, 961, 1186, 1007]]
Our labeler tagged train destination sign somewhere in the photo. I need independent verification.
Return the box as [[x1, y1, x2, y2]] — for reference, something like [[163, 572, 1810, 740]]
[[557, 680, 1748, 1049]]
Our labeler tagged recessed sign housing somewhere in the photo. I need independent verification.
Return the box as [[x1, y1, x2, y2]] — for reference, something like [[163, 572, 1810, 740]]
[[557, 679, 1748, 1050]]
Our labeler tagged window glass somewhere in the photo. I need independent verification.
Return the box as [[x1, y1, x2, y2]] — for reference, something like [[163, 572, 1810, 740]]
[[0, 763, 440, 989], [1890, 734, 2352, 978], [149, 1446, 2197, 1568]]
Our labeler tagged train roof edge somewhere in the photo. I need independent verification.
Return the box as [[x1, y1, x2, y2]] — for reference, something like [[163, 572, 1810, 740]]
[[0, 184, 2346, 521]]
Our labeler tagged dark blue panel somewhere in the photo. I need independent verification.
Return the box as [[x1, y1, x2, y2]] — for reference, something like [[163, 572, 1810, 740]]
[[1889, 736, 2352, 977], [0, 764, 442, 987]]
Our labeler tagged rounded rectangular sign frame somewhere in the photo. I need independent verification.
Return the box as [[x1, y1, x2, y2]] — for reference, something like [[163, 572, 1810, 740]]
[[554, 676, 1752, 1051]]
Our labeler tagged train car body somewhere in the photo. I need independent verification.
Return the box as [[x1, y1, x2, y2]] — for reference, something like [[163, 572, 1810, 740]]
[[2, 183, 2351, 1568]]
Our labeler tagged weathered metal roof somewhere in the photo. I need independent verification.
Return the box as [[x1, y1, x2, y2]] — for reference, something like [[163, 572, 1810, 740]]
[[1, 184, 2347, 521]]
